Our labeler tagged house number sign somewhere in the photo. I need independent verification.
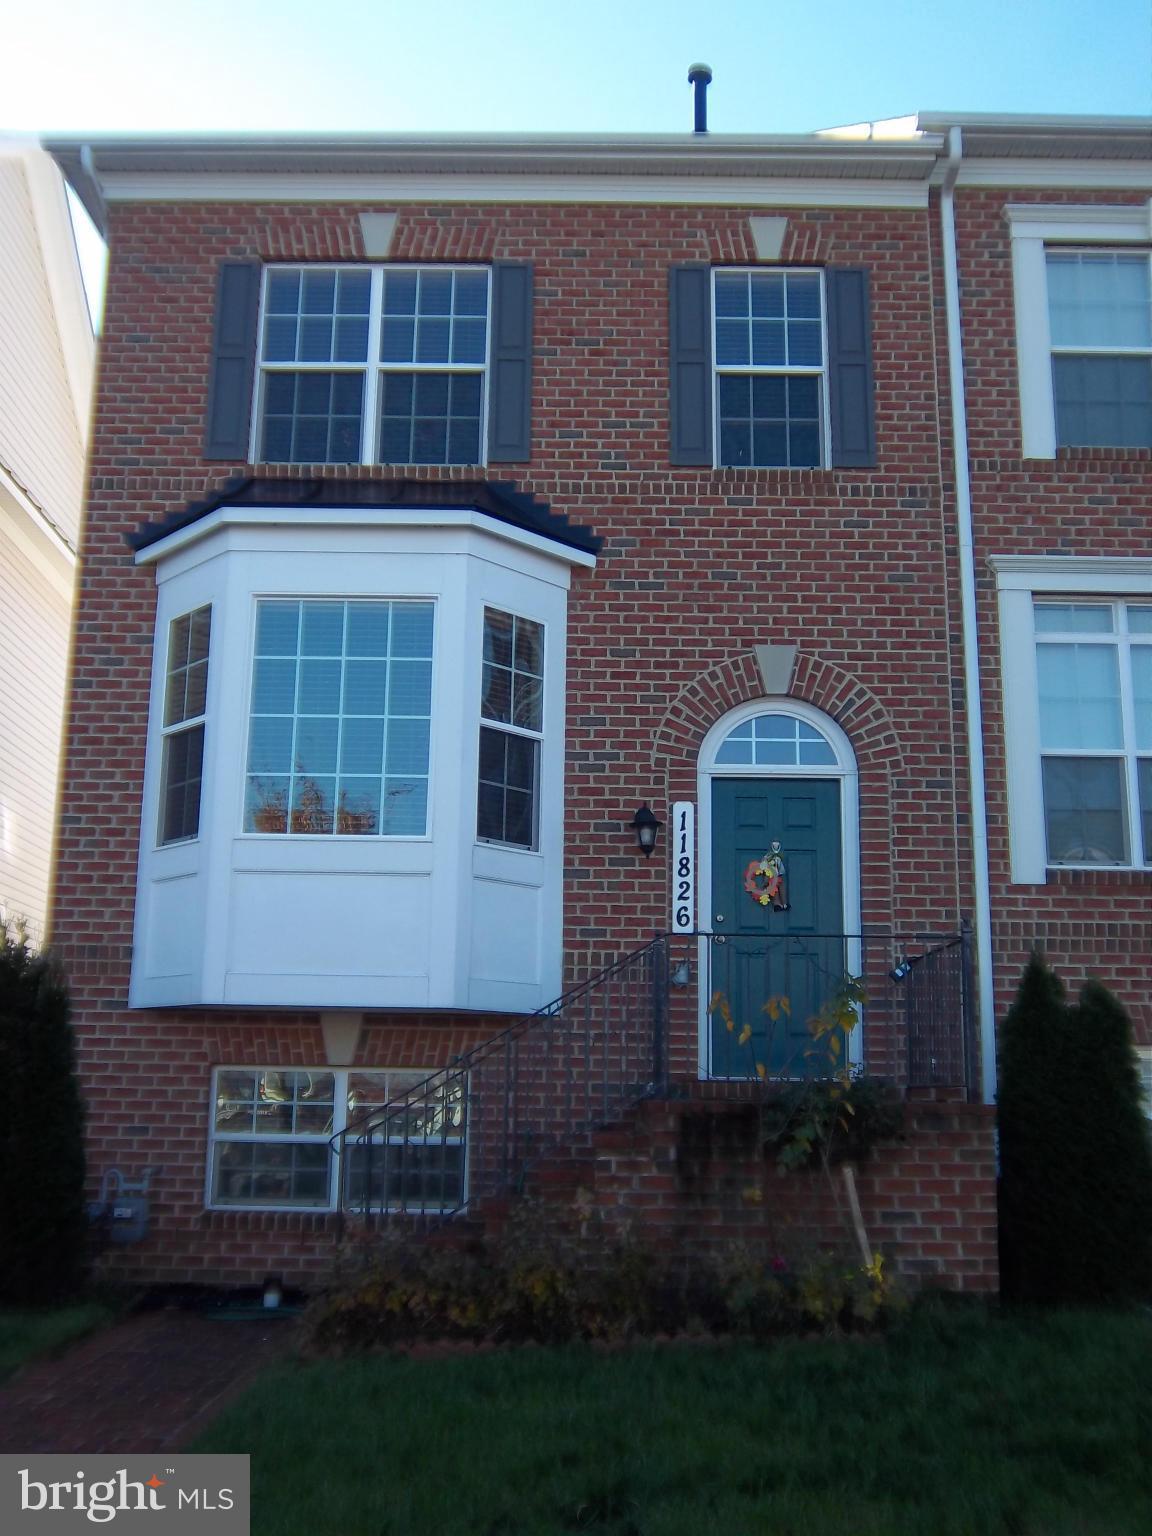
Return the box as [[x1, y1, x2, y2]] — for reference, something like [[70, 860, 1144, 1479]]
[[671, 801, 695, 932]]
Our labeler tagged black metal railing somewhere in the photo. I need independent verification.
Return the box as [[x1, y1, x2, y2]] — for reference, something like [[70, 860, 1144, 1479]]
[[666, 927, 976, 1096], [333, 937, 667, 1220], [332, 925, 976, 1223]]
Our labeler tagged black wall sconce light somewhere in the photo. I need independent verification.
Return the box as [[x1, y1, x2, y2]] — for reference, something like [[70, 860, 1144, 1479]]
[[629, 802, 663, 857]]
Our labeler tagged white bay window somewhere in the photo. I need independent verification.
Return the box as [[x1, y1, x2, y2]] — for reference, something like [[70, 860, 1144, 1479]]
[[131, 494, 594, 1011]]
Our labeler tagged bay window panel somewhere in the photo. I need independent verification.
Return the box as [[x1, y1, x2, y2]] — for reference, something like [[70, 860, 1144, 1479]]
[[1042, 757, 1127, 865], [245, 599, 433, 837]]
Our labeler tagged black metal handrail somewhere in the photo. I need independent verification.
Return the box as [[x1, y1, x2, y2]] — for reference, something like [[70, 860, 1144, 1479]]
[[332, 924, 976, 1223], [332, 936, 667, 1220]]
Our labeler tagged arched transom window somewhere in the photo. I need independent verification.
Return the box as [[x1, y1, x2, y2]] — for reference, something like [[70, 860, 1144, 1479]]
[[713, 712, 838, 768]]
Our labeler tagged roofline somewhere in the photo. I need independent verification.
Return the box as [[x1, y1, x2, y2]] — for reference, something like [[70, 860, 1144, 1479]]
[[917, 111, 1152, 134], [43, 119, 1151, 237]]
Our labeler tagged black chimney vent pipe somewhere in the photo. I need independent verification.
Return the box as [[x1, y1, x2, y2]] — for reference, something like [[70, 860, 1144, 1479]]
[[688, 63, 713, 133]]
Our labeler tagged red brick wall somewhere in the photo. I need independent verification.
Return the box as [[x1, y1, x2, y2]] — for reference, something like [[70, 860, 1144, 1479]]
[[953, 186, 1152, 1035], [587, 1100, 998, 1292], [56, 195, 987, 1284]]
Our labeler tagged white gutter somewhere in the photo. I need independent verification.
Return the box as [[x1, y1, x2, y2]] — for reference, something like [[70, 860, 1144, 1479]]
[[939, 125, 997, 1104]]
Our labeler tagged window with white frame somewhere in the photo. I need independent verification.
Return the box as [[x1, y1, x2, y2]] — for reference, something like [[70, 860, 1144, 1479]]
[[1006, 206, 1152, 458], [1034, 600, 1152, 866], [1047, 251, 1152, 450], [994, 557, 1152, 882], [477, 607, 543, 849], [158, 606, 211, 845], [713, 269, 826, 468], [208, 1066, 464, 1211], [244, 598, 434, 837], [255, 265, 490, 466]]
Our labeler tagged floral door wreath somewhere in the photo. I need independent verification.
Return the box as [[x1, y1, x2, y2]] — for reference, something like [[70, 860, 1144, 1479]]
[[744, 840, 790, 911]]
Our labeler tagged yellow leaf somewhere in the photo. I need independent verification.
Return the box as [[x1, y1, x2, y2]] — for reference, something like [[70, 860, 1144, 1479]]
[[755, 1062, 767, 1081], [779, 996, 791, 1015], [738, 1024, 752, 1046], [763, 998, 778, 1021]]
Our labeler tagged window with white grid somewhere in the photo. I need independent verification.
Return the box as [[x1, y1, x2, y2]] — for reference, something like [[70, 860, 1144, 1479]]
[[244, 599, 434, 837], [208, 1066, 460, 1211], [255, 265, 490, 466], [713, 269, 827, 468]]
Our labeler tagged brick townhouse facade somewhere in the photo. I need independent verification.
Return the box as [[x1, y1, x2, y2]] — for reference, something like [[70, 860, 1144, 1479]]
[[43, 113, 1150, 1292]]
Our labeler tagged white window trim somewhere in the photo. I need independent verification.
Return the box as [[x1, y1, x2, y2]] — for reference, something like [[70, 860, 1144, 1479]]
[[992, 555, 1152, 883], [206, 1064, 462, 1213], [156, 605, 212, 849], [1006, 202, 1152, 459], [710, 268, 832, 470], [249, 263, 492, 468]]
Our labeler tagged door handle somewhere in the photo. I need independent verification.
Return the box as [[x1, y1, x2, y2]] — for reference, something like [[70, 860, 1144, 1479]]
[[715, 913, 725, 923]]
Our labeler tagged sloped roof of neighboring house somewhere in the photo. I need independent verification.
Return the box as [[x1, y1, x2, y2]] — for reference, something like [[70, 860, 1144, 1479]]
[[126, 476, 602, 559]]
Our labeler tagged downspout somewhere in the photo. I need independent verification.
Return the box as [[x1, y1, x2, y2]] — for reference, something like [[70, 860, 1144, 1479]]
[[939, 126, 997, 1105]]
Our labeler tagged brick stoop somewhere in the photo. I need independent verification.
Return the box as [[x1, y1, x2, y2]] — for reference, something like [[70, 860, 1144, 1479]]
[[457, 1091, 998, 1292]]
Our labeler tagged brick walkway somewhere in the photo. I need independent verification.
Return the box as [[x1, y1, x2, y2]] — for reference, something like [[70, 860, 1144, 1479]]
[[0, 1310, 290, 1453]]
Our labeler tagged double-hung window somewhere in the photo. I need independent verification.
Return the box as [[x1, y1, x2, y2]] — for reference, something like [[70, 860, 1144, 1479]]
[[1047, 251, 1152, 449], [159, 606, 211, 845], [713, 269, 827, 468], [1035, 600, 1152, 866], [477, 608, 543, 850], [1006, 206, 1152, 457], [208, 1066, 463, 1211], [255, 265, 490, 466], [244, 598, 434, 837]]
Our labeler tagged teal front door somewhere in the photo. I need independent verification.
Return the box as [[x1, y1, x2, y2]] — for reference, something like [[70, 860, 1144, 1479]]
[[709, 778, 844, 1078]]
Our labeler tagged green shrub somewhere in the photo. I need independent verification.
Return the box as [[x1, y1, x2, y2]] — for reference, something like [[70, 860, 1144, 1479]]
[[998, 954, 1152, 1306], [306, 1202, 903, 1353], [0, 925, 87, 1305]]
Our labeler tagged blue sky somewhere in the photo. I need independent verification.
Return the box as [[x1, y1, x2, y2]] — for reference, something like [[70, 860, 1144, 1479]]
[[11, 0, 1152, 137]]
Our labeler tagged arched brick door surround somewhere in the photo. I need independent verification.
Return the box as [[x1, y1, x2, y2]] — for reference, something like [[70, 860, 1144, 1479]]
[[651, 651, 906, 928]]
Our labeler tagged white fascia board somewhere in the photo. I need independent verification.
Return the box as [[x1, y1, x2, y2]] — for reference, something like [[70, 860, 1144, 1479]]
[[98, 172, 931, 210], [961, 162, 1152, 190], [989, 555, 1152, 592], [132, 504, 598, 571]]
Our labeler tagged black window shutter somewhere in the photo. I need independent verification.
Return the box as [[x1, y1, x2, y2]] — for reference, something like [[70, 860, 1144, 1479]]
[[826, 267, 876, 469], [204, 261, 261, 461], [488, 262, 533, 463], [669, 265, 713, 465]]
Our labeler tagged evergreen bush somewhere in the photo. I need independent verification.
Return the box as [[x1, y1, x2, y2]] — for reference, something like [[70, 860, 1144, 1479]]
[[0, 925, 87, 1305], [998, 953, 1152, 1306]]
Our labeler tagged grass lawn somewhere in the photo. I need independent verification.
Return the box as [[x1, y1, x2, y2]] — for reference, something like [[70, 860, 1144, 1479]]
[[0, 1304, 113, 1382], [191, 1304, 1152, 1536]]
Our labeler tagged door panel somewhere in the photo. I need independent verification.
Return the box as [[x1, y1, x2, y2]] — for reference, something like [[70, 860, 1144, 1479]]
[[709, 778, 844, 1078]]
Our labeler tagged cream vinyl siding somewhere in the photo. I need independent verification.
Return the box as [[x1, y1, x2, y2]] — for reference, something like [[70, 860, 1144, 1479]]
[[0, 157, 86, 544], [0, 524, 71, 935]]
